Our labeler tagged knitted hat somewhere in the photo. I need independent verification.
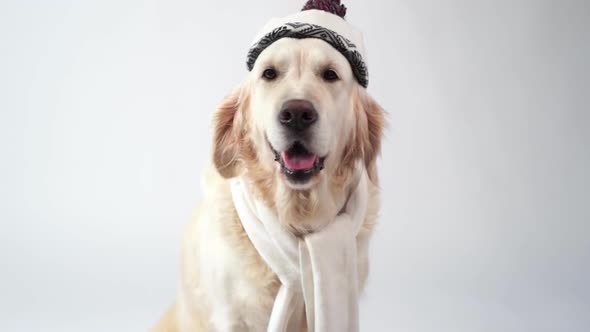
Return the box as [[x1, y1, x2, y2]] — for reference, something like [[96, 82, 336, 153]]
[[246, 0, 369, 88]]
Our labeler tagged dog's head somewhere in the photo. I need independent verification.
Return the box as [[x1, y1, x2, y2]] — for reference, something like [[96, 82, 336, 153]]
[[211, 37, 384, 233]]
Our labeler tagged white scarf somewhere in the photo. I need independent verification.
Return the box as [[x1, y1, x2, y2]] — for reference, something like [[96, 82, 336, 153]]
[[230, 168, 368, 332]]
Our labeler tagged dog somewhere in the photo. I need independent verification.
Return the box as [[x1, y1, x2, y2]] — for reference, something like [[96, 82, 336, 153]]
[[152, 2, 384, 331]]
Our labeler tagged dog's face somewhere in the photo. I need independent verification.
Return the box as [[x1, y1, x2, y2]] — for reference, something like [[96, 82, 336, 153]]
[[249, 38, 357, 189], [212, 37, 383, 231]]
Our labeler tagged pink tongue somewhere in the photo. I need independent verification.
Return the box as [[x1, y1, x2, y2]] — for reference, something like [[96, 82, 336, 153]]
[[281, 152, 317, 171]]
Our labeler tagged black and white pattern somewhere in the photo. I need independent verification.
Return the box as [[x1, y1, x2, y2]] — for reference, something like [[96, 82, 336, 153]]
[[246, 22, 369, 88]]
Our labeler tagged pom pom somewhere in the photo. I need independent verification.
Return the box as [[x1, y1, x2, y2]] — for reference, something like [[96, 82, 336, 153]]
[[302, 0, 347, 18]]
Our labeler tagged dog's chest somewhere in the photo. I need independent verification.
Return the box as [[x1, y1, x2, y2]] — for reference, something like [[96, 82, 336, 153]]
[[197, 199, 280, 330]]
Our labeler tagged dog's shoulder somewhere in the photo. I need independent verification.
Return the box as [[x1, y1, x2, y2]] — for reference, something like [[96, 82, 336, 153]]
[[176, 163, 279, 330]]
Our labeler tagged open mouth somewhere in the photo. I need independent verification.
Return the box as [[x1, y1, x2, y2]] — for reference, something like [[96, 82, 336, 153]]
[[270, 141, 325, 183]]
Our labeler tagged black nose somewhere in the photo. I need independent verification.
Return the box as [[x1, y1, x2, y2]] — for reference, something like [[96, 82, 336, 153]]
[[278, 99, 318, 131]]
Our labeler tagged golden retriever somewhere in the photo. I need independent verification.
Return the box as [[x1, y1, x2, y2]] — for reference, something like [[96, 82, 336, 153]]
[[151, 36, 384, 331]]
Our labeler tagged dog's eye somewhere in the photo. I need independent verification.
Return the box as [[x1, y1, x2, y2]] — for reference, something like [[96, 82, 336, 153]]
[[322, 69, 339, 82], [262, 68, 277, 80]]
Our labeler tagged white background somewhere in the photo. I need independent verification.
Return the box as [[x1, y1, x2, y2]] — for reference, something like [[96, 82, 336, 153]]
[[1, 0, 589, 331]]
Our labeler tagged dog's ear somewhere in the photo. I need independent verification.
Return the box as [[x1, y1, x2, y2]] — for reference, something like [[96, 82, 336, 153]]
[[343, 87, 385, 183], [359, 89, 385, 183], [212, 86, 248, 178]]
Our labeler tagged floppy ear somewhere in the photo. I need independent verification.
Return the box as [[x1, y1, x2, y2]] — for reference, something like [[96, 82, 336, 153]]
[[343, 87, 385, 183], [212, 86, 248, 178], [360, 89, 385, 182]]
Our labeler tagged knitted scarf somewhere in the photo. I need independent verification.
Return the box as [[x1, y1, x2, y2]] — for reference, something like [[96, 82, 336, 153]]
[[230, 167, 368, 332]]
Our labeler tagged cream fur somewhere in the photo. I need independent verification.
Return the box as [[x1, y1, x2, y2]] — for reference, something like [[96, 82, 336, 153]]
[[151, 38, 384, 332]]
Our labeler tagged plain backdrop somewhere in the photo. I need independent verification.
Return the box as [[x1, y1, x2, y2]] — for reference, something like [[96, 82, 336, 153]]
[[1, 0, 589, 331]]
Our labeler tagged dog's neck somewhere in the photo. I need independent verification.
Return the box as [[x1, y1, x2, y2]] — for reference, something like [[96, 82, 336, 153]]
[[243, 162, 362, 236]]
